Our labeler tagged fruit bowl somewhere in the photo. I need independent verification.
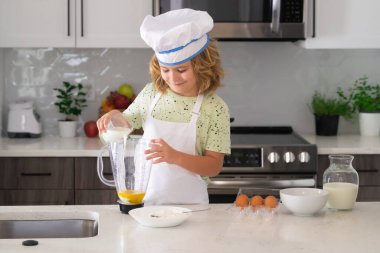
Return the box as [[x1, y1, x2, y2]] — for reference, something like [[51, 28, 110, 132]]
[[98, 84, 136, 118], [280, 188, 328, 216]]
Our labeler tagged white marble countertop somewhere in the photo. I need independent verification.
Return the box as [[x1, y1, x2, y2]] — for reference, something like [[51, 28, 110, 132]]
[[302, 134, 380, 155], [0, 136, 104, 157], [1, 134, 380, 157], [1, 203, 379, 253]]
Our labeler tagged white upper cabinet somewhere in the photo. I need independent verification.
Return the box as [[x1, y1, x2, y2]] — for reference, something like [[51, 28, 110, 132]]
[[75, 0, 151, 48], [0, 0, 75, 47], [0, 0, 152, 48], [299, 0, 380, 49]]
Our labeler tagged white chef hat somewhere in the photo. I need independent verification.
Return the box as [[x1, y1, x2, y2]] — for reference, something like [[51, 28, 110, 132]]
[[140, 8, 213, 66]]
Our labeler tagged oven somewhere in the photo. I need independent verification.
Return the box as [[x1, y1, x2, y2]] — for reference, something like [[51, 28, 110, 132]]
[[208, 126, 317, 203]]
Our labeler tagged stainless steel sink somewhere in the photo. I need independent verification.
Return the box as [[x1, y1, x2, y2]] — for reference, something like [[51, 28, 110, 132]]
[[0, 219, 98, 239], [0, 211, 98, 239]]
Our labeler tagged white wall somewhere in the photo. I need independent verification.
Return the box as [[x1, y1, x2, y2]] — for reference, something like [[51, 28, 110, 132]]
[[217, 42, 380, 133], [2, 43, 380, 136]]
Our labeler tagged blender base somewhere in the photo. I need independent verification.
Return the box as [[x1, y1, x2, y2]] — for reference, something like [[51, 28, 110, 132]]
[[118, 200, 143, 214]]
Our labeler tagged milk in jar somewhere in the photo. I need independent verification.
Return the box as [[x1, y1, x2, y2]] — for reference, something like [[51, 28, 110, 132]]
[[323, 182, 358, 210], [323, 155, 359, 210]]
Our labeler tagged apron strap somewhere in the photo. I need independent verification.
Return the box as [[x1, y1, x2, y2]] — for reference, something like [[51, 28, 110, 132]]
[[190, 94, 204, 125], [148, 93, 162, 116]]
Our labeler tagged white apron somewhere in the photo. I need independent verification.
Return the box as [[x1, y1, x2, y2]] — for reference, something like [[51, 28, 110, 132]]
[[143, 92, 209, 205]]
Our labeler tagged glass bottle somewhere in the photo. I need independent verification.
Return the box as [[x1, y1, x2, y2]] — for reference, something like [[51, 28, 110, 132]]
[[323, 155, 359, 210]]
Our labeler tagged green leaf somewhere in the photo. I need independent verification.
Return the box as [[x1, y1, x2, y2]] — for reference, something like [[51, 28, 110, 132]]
[[311, 91, 353, 120], [336, 76, 380, 114], [54, 81, 88, 118]]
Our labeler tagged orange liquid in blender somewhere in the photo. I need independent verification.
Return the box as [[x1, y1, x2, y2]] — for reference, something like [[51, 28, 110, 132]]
[[117, 190, 145, 204]]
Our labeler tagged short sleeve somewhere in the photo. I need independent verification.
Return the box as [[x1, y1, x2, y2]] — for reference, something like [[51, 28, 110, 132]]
[[204, 97, 231, 155], [123, 83, 156, 129]]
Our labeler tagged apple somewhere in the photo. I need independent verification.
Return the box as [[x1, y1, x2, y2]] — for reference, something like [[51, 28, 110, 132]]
[[118, 84, 134, 99], [113, 94, 130, 109], [84, 121, 99, 138]]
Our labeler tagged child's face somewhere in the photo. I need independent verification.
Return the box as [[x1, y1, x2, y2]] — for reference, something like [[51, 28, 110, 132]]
[[159, 61, 198, 97]]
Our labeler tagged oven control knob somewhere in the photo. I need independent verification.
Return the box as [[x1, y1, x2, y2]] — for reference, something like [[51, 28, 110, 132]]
[[298, 152, 310, 163], [268, 152, 280, 163], [284, 152, 295, 163]]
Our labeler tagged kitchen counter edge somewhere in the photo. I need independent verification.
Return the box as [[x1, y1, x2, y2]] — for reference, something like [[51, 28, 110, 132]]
[[1, 135, 380, 157]]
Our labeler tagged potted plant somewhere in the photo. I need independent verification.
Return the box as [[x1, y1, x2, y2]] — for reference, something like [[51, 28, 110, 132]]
[[54, 81, 87, 137], [338, 76, 380, 136], [311, 91, 353, 136]]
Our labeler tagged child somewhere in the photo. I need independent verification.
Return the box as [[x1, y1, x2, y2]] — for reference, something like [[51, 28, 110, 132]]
[[97, 9, 230, 205]]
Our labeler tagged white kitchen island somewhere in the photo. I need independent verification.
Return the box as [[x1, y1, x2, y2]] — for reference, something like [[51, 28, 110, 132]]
[[1, 203, 379, 253]]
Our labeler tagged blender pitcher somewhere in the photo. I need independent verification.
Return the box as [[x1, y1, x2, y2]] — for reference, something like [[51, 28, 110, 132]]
[[97, 136, 152, 213]]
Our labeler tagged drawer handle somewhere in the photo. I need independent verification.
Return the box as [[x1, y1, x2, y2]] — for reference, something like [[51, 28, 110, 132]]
[[358, 169, 379, 173], [21, 172, 52, 177], [103, 172, 113, 176]]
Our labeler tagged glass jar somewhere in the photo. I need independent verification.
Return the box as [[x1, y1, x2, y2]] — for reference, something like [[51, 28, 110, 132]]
[[323, 155, 359, 210]]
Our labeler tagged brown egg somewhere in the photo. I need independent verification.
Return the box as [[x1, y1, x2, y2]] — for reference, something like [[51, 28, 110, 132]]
[[250, 195, 264, 209], [235, 194, 249, 208], [264, 195, 278, 209]]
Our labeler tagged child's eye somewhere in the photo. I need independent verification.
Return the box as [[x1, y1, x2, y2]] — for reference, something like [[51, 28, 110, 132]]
[[177, 69, 186, 73], [161, 69, 169, 73]]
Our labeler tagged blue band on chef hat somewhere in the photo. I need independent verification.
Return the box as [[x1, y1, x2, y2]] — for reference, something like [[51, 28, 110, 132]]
[[159, 36, 201, 54], [157, 35, 210, 66]]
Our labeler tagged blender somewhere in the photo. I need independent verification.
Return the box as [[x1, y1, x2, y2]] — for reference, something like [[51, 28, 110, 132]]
[[7, 101, 41, 138], [97, 125, 152, 214]]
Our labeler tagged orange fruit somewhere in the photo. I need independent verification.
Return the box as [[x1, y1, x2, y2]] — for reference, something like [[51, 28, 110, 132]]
[[250, 195, 264, 208], [264, 195, 278, 209], [102, 103, 115, 111], [235, 194, 249, 208], [101, 98, 107, 107]]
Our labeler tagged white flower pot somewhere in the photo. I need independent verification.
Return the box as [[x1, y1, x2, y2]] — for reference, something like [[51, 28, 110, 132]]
[[359, 113, 380, 136], [58, 121, 77, 137]]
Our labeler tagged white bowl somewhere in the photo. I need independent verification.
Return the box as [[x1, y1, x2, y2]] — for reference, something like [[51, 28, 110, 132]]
[[280, 188, 329, 216], [129, 206, 192, 228]]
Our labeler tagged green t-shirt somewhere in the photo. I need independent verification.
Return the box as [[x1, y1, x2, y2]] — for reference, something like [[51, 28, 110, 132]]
[[123, 83, 231, 155]]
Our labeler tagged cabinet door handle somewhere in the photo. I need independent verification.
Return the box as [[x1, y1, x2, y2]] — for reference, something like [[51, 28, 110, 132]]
[[21, 172, 52, 177], [358, 169, 379, 173], [81, 0, 84, 37], [67, 0, 70, 36]]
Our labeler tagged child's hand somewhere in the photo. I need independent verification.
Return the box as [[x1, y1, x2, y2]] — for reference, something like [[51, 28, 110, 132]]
[[96, 110, 129, 133], [145, 139, 179, 164]]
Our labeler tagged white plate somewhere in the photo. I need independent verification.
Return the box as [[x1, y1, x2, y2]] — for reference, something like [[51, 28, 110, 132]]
[[129, 206, 192, 228]]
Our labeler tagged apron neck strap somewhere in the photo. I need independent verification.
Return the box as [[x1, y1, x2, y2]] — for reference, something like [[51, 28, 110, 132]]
[[148, 93, 162, 115], [190, 94, 204, 124]]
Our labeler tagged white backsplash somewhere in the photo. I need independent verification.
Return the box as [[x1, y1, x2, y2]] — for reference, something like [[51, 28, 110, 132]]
[[1, 43, 380, 136]]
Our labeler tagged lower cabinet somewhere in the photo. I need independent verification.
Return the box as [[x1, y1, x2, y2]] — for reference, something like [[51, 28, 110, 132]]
[[75, 190, 118, 205], [2, 154, 379, 205], [318, 155, 380, 201], [0, 157, 74, 205], [0, 190, 74, 205], [74, 157, 117, 205], [0, 157, 116, 205]]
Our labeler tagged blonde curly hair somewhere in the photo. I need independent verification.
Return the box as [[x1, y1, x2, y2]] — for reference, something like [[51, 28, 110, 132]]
[[149, 39, 224, 95]]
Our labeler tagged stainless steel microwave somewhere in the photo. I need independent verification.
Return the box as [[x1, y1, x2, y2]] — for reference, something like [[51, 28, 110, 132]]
[[153, 0, 314, 41]]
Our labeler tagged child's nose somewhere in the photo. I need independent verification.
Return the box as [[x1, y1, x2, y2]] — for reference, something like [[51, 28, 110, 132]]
[[170, 71, 181, 81]]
